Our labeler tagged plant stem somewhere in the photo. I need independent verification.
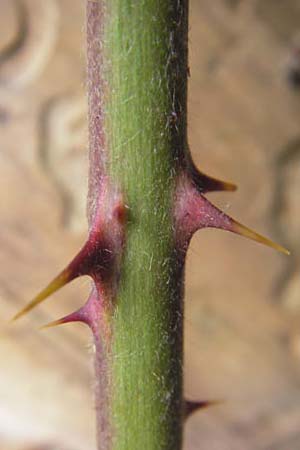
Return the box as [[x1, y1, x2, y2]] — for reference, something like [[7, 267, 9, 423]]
[[87, 1, 188, 449], [13, 3, 288, 450]]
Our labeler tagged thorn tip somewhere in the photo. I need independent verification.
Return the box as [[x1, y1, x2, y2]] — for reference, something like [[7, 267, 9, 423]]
[[231, 219, 290, 255], [11, 270, 72, 322], [39, 318, 66, 330]]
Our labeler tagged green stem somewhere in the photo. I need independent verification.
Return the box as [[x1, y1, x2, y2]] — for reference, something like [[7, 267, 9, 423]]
[[87, 1, 188, 449]]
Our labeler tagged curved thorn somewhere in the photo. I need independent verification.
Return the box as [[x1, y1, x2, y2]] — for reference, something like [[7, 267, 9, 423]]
[[187, 158, 237, 193], [11, 269, 73, 322], [196, 171, 237, 193]]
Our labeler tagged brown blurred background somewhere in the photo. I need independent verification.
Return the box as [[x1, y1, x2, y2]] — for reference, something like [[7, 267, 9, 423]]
[[0, 0, 300, 449]]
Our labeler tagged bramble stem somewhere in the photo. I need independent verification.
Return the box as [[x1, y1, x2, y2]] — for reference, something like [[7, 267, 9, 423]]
[[87, 1, 188, 449]]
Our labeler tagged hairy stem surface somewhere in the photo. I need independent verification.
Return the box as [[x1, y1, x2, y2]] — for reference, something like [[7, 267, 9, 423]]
[[87, 1, 188, 449], [12, 2, 288, 450]]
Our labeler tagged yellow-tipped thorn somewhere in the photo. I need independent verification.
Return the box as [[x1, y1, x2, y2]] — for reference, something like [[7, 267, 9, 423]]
[[231, 220, 290, 256], [11, 271, 71, 322], [218, 179, 237, 192], [203, 175, 237, 192], [189, 160, 237, 193]]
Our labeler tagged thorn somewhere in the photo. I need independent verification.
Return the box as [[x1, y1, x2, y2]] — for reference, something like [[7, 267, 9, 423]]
[[39, 288, 101, 333], [39, 319, 65, 330], [12, 181, 125, 323], [195, 171, 237, 193], [230, 218, 290, 256], [11, 269, 73, 322], [187, 159, 237, 193], [184, 399, 222, 418], [39, 309, 88, 330], [11, 232, 103, 322], [187, 192, 289, 255]]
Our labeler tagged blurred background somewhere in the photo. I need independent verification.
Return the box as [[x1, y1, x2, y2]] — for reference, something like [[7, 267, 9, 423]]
[[0, 0, 300, 449]]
